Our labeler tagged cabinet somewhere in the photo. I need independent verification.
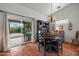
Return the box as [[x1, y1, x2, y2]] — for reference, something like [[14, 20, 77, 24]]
[[37, 20, 49, 42]]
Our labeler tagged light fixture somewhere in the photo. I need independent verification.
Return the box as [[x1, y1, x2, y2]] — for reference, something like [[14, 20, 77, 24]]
[[47, 3, 55, 23], [48, 3, 54, 22]]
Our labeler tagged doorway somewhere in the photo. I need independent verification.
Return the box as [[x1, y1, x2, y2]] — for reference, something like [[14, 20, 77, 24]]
[[55, 19, 69, 42]]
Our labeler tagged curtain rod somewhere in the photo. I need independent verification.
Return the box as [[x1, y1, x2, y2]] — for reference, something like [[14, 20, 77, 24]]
[[0, 10, 35, 20]]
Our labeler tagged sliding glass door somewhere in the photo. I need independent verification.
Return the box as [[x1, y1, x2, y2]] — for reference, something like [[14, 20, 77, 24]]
[[7, 13, 32, 49]]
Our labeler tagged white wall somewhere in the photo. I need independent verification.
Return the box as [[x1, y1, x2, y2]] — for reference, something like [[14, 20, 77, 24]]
[[52, 4, 79, 43]]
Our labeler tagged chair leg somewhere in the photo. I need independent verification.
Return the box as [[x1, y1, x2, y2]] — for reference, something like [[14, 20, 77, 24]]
[[57, 44, 59, 56], [44, 50, 46, 56], [61, 44, 63, 54], [44, 44, 46, 56], [57, 49, 59, 56]]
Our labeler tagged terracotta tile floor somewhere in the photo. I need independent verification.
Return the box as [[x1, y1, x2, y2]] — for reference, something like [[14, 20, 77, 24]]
[[0, 42, 79, 56]]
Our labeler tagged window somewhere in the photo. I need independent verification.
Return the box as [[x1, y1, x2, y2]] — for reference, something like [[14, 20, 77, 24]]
[[9, 20, 22, 34], [9, 20, 32, 36], [55, 19, 69, 25], [23, 22, 32, 36]]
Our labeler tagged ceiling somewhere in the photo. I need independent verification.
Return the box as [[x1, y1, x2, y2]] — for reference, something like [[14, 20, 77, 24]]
[[20, 3, 70, 16]]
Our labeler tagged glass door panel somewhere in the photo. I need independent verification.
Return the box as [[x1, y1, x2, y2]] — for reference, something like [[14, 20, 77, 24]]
[[23, 22, 32, 42], [7, 13, 22, 48]]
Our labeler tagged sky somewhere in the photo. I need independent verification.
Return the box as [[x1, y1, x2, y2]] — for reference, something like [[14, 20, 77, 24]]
[[10, 21, 23, 27]]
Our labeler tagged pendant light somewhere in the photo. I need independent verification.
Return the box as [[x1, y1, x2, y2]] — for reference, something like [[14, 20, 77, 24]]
[[48, 3, 53, 22], [50, 3, 52, 22]]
